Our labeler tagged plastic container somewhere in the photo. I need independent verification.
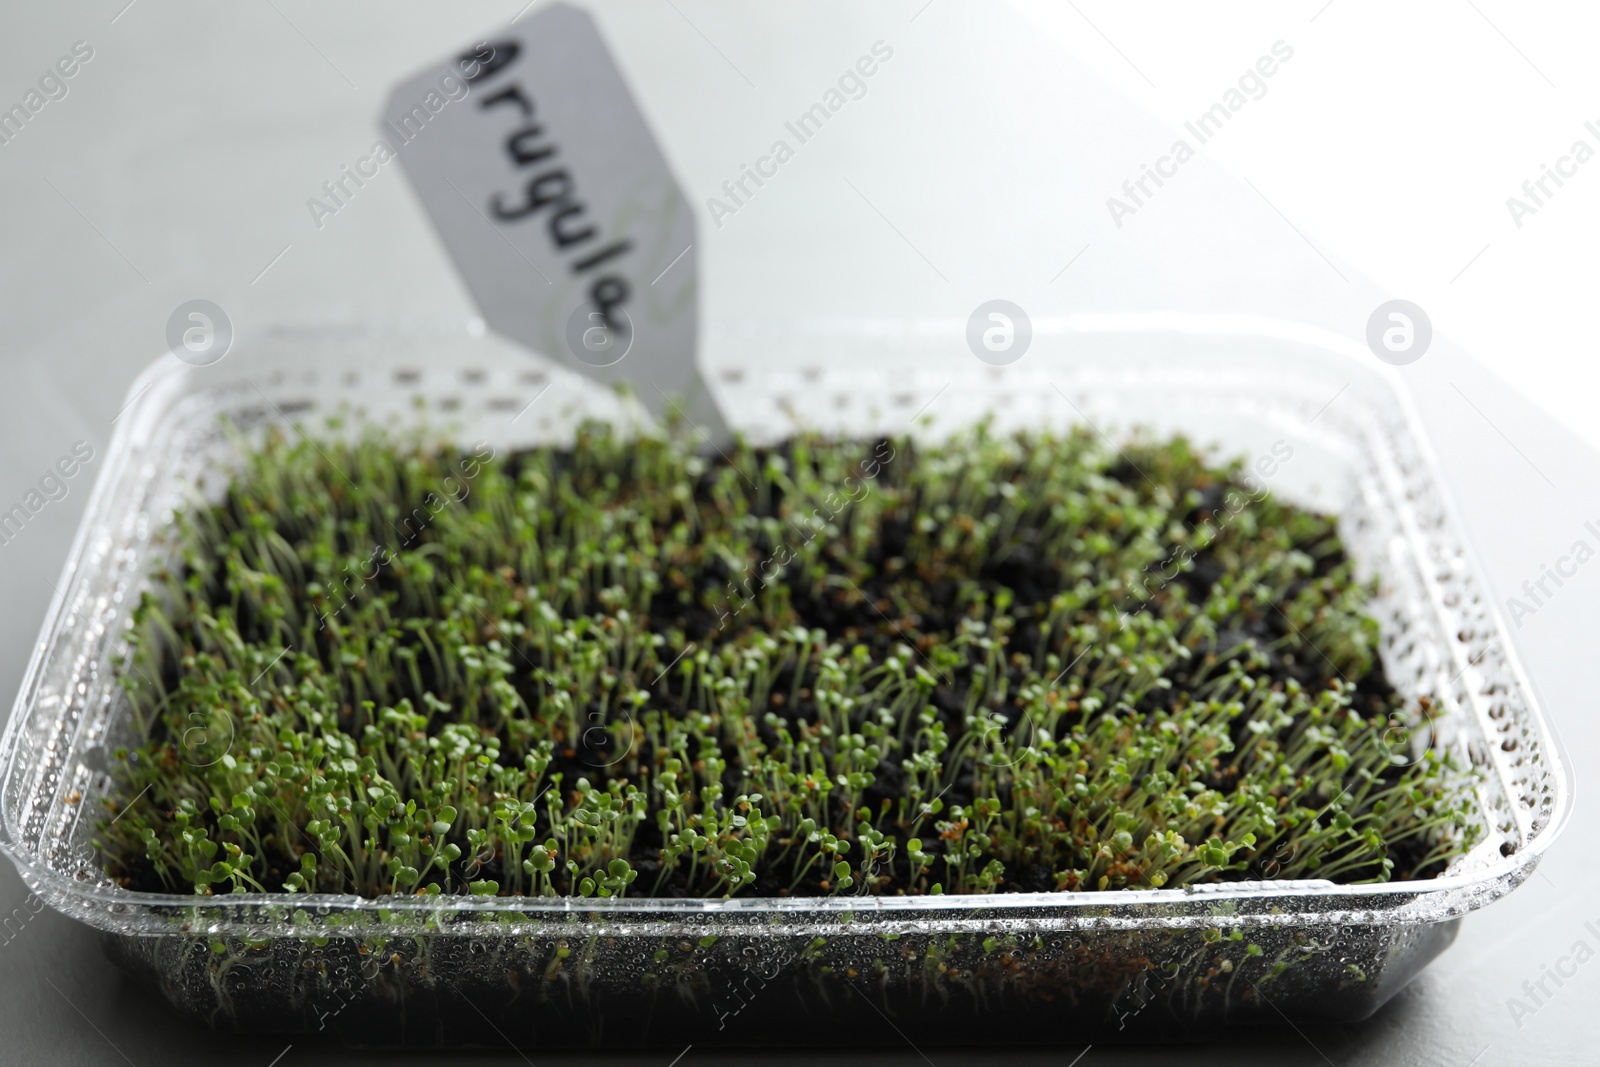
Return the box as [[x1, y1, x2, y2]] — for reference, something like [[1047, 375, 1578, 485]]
[[0, 318, 1570, 1047]]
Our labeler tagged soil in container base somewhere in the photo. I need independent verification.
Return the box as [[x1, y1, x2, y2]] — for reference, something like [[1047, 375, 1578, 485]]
[[92, 420, 1480, 1043]]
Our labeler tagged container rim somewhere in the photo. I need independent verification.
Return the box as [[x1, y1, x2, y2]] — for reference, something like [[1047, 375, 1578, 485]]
[[0, 311, 1574, 925]]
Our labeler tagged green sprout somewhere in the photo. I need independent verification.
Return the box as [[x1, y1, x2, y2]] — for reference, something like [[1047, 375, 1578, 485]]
[[94, 420, 1479, 899]]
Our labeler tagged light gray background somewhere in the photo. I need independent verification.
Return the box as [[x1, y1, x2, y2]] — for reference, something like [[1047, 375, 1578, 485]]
[[0, 2, 1593, 1065]]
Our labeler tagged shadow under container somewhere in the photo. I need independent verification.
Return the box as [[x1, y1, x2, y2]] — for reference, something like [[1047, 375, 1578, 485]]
[[0, 318, 1570, 1046]]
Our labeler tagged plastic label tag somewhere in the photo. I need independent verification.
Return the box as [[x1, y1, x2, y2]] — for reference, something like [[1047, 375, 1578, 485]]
[[382, 2, 725, 436]]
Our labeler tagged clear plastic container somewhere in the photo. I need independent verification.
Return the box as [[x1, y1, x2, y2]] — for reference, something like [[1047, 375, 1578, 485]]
[[0, 319, 1570, 1046]]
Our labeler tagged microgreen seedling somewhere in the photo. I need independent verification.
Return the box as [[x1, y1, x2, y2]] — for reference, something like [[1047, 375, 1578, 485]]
[[96, 421, 1478, 899]]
